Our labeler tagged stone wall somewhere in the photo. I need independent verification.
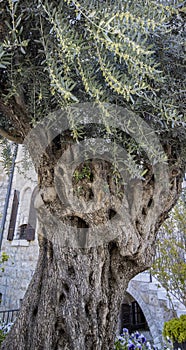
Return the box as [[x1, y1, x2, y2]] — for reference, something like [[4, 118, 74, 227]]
[[126, 272, 186, 349], [0, 146, 39, 310], [0, 148, 9, 227]]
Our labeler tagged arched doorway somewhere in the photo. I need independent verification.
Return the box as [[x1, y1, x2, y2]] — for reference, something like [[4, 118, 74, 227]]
[[119, 293, 149, 334]]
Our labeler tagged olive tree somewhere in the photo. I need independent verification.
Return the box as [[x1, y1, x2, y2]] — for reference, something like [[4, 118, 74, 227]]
[[0, 1, 185, 349]]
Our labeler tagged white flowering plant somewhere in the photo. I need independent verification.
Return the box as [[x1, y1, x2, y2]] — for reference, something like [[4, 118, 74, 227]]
[[0, 321, 13, 345], [115, 328, 173, 350]]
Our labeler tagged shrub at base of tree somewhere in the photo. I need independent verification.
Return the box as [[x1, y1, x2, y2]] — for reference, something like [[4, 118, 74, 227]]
[[163, 315, 186, 350]]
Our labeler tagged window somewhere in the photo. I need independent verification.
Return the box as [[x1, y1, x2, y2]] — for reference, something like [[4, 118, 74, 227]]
[[7, 190, 20, 241], [17, 187, 37, 241], [18, 224, 28, 240], [131, 301, 146, 327], [7, 187, 37, 242], [17, 223, 35, 241], [120, 301, 148, 333]]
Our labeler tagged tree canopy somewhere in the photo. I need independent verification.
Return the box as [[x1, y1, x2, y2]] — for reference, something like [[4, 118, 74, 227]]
[[0, 1, 185, 155]]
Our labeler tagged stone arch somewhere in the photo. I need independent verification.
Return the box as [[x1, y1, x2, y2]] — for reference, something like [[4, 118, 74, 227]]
[[19, 183, 36, 203], [127, 283, 162, 349]]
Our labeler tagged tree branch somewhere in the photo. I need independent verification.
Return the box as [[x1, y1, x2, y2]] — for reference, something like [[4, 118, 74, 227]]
[[0, 126, 23, 143], [0, 97, 31, 142]]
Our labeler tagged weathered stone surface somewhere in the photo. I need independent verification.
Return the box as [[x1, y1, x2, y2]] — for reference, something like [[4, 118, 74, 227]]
[[126, 273, 186, 348], [0, 146, 39, 311]]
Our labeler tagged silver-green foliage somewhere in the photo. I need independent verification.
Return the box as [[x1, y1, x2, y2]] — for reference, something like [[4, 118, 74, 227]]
[[0, 1, 185, 116], [0, 0, 185, 174]]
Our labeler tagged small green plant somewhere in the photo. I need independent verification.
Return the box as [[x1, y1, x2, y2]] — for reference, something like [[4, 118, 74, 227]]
[[163, 315, 186, 344], [0, 139, 13, 174], [0, 252, 9, 273], [0, 329, 6, 345], [73, 164, 92, 182]]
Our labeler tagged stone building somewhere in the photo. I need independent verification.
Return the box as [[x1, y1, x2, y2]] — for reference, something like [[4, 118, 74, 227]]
[[0, 145, 39, 310], [0, 145, 185, 349]]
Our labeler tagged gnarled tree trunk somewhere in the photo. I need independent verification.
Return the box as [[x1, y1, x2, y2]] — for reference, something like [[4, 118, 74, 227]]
[[2, 234, 145, 350], [1, 126, 184, 349]]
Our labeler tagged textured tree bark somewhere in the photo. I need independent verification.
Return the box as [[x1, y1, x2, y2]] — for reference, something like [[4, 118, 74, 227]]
[[1, 232, 144, 350], [0, 98, 31, 143], [1, 136, 184, 350]]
